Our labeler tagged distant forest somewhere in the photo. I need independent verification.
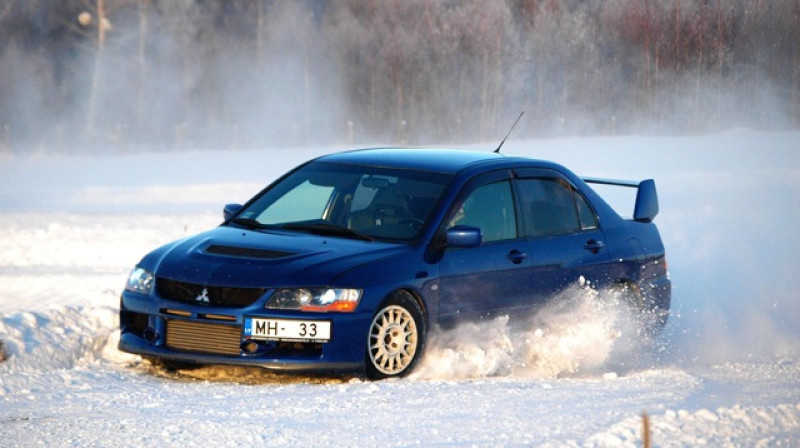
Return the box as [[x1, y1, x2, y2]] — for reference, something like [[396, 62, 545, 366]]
[[1, 0, 798, 153]]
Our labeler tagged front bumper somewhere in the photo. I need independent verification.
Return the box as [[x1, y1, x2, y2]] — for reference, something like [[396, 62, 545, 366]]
[[119, 290, 370, 375], [118, 335, 363, 373]]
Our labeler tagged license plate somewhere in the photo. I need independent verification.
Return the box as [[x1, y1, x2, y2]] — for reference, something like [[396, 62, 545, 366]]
[[244, 317, 331, 343]]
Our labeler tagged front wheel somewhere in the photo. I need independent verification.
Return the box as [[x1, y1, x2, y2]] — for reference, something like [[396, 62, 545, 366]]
[[365, 292, 425, 380]]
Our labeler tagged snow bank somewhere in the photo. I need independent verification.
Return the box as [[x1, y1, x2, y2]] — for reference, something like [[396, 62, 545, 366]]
[[586, 402, 800, 447], [0, 305, 133, 400], [0, 306, 124, 375]]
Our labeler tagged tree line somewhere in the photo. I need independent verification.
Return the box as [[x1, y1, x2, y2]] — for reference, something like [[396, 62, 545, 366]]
[[1, 0, 798, 153]]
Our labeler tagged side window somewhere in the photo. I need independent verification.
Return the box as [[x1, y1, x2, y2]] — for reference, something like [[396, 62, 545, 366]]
[[518, 178, 581, 237], [448, 181, 517, 243], [574, 190, 598, 230]]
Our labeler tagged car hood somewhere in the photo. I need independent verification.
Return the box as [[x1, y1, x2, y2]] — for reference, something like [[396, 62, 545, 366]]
[[143, 226, 406, 288]]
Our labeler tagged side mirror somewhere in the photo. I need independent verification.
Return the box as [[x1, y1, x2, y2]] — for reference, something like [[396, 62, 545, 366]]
[[223, 203, 243, 221], [445, 226, 482, 248]]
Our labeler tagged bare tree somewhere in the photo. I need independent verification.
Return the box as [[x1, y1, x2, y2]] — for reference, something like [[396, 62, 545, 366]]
[[136, 0, 150, 134], [82, 0, 110, 137], [0, 0, 13, 22], [3, 0, 800, 152]]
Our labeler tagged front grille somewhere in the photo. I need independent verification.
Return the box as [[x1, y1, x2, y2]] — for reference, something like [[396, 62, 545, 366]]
[[156, 278, 266, 308], [165, 320, 242, 356]]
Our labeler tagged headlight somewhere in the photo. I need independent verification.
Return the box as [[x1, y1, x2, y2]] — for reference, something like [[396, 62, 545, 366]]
[[125, 267, 154, 295], [266, 288, 362, 312]]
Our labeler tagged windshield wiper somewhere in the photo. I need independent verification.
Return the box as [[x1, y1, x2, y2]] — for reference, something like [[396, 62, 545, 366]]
[[281, 222, 374, 241], [229, 217, 270, 230]]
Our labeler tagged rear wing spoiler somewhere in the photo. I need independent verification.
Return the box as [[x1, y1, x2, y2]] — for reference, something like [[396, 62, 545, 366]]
[[583, 177, 659, 222]]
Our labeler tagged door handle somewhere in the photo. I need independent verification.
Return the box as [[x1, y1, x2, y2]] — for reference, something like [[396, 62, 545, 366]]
[[584, 239, 605, 254], [506, 249, 528, 264]]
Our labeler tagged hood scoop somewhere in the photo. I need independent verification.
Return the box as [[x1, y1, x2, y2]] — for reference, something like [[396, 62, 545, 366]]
[[206, 244, 296, 259]]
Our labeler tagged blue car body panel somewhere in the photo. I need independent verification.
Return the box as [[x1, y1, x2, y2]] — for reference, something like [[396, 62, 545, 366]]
[[119, 148, 670, 375]]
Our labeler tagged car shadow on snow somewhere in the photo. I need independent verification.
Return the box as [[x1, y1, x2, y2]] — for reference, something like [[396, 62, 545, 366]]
[[135, 359, 353, 385]]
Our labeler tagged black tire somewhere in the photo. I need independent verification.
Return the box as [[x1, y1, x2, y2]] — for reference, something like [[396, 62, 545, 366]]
[[365, 291, 426, 380]]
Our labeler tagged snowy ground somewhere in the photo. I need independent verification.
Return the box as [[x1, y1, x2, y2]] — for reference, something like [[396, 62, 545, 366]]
[[1, 129, 799, 447]]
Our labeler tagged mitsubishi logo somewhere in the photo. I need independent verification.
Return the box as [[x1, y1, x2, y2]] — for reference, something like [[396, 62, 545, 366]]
[[195, 288, 210, 304]]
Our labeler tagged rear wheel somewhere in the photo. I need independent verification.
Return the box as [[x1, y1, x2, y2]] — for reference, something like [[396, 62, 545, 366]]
[[611, 281, 667, 336], [365, 292, 425, 380]]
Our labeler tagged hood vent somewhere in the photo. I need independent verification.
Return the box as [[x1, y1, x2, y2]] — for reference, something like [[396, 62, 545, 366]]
[[206, 244, 295, 259]]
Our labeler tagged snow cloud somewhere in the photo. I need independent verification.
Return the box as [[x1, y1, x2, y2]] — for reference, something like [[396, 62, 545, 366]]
[[412, 284, 659, 381]]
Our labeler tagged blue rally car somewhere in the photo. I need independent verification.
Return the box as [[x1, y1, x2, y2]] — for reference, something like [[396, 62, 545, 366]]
[[119, 148, 670, 379]]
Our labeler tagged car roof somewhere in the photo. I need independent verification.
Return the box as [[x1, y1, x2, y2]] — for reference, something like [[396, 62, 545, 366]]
[[315, 148, 555, 174]]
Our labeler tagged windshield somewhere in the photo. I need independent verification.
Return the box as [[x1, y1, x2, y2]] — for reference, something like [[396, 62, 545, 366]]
[[230, 161, 453, 242]]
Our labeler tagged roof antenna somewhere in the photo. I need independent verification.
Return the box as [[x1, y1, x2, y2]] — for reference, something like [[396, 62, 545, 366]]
[[494, 111, 524, 154]]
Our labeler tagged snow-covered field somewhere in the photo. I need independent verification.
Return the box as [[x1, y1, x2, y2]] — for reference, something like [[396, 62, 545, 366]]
[[1, 129, 799, 446]]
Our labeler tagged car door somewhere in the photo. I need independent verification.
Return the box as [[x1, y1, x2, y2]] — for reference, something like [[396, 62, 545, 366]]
[[514, 169, 612, 307], [437, 170, 532, 324]]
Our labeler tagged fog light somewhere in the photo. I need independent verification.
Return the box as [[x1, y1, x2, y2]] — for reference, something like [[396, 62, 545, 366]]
[[143, 328, 159, 343]]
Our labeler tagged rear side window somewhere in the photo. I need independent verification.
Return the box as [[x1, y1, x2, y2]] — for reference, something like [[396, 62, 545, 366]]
[[518, 178, 596, 237]]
